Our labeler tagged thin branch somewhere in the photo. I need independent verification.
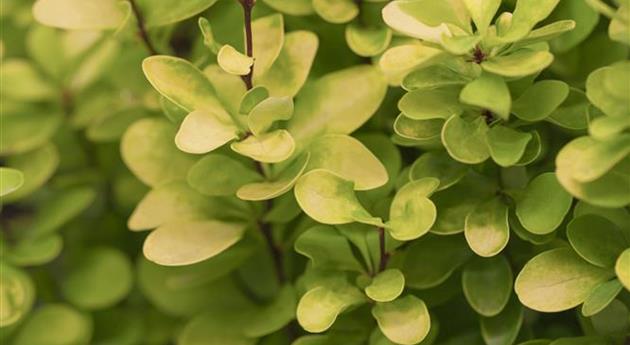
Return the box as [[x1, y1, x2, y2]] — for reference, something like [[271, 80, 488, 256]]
[[239, 0, 254, 90], [239, 0, 288, 290], [377, 227, 390, 273], [129, 0, 158, 55]]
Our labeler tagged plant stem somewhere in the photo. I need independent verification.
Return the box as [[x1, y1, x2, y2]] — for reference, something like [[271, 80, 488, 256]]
[[239, 0, 288, 289], [129, 0, 158, 55], [239, 0, 255, 90], [377, 227, 390, 273]]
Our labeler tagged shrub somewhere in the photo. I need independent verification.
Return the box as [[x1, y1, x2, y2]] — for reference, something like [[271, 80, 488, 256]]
[[1, 0, 629, 344]]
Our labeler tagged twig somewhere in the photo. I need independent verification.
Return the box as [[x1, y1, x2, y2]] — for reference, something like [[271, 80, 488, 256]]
[[239, 0, 254, 90], [129, 0, 158, 55], [377, 227, 390, 273]]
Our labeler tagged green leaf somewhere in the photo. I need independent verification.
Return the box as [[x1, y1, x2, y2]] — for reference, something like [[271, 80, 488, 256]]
[[204, 64, 248, 117], [431, 173, 497, 235], [556, 136, 630, 208], [409, 150, 468, 191], [239, 86, 269, 115], [121, 118, 196, 187], [549, 0, 599, 52], [175, 110, 239, 154], [486, 125, 533, 167], [32, 0, 126, 29], [616, 249, 630, 291], [231, 129, 295, 163], [481, 50, 554, 78], [515, 247, 614, 312], [0, 110, 61, 156], [137, 246, 252, 317], [12, 304, 92, 345], [2, 145, 58, 202], [295, 169, 383, 226], [589, 299, 629, 337], [442, 115, 490, 164], [581, 279, 623, 317], [382, 1, 461, 43], [297, 282, 365, 333], [128, 181, 218, 231], [0, 168, 23, 197], [464, 198, 509, 257], [295, 225, 364, 272], [586, 62, 630, 118], [142, 56, 229, 118], [198, 18, 221, 54], [313, 0, 359, 24], [460, 72, 511, 120], [236, 153, 310, 201], [515, 172, 572, 235], [289, 65, 387, 142], [462, 256, 513, 317], [567, 215, 629, 268], [441, 34, 482, 55], [178, 306, 256, 345], [393, 115, 444, 141], [86, 107, 147, 143], [262, 0, 313, 16], [245, 285, 297, 337], [379, 43, 445, 85], [399, 87, 463, 120], [346, 23, 392, 57], [0, 59, 55, 101], [402, 234, 473, 289], [137, 0, 219, 27], [517, 20, 577, 47], [61, 247, 133, 310], [463, 0, 501, 35], [566, 135, 630, 183], [160, 96, 189, 124], [6, 235, 63, 267], [402, 64, 470, 91], [512, 80, 570, 122], [187, 154, 261, 196], [387, 178, 439, 241], [26, 187, 96, 239], [0, 263, 35, 327], [307, 134, 388, 191], [590, 116, 630, 140], [365, 269, 405, 303], [372, 295, 431, 345], [498, 0, 561, 42], [255, 31, 318, 97], [252, 14, 284, 78], [480, 297, 523, 345], [144, 220, 247, 266], [247, 96, 293, 136], [217, 44, 254, 76]]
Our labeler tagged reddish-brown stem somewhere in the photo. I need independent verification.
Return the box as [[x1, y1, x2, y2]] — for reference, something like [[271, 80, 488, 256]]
[[129, 0, 158, 55], [239, 0, 254, 90], [378, 227, 390, 273]]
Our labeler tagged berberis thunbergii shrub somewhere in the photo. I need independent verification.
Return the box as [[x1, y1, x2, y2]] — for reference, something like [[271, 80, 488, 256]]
[[0, 0, 629, 344]]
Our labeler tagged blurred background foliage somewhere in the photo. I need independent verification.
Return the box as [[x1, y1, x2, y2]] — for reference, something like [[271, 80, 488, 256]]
[[0, 0, 628, 345]]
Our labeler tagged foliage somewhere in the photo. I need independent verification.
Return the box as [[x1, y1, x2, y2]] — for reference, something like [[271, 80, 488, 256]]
[[0, 0, 629, 344]]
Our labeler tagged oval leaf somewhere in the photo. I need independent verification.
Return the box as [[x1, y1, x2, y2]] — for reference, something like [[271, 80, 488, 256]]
[[294, 169, 383, 226], [388, 178, 439, 241], [372, 295, 431, 345], [515, 247, 613, 312], [462, 256, 513, 317], [144, 220, 247, 266], [307, 134, 388, 191], [365, 269, 405, 303], [515, 172, 572, 235]]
